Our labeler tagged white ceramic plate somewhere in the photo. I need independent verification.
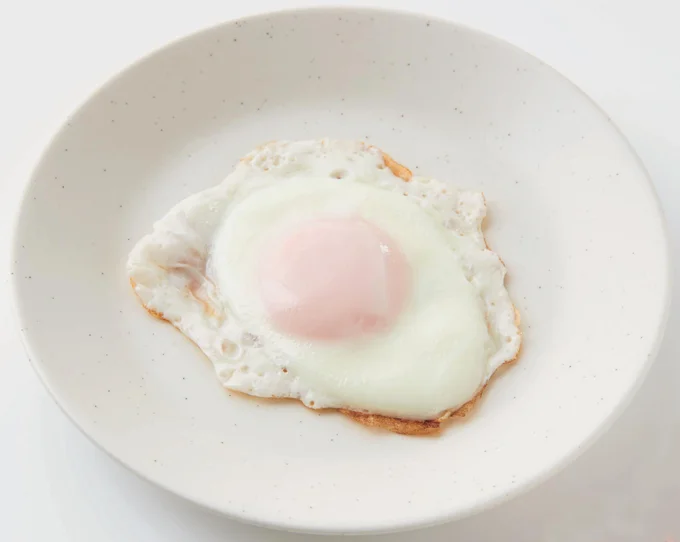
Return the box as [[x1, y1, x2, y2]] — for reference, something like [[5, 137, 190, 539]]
[[12, 7, 670, 535]]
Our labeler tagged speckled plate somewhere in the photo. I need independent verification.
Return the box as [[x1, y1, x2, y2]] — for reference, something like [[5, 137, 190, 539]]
[[11, 7, 670, 535]]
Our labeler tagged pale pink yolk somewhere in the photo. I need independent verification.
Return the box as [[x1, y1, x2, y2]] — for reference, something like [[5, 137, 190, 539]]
[[258, 217, 411, 341]]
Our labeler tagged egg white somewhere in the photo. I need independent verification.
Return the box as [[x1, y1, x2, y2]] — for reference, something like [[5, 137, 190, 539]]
[[128, 139, 520, 420]]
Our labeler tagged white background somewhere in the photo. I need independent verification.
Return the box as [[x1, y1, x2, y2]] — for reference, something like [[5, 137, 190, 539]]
[[1, 0, 678, 540]]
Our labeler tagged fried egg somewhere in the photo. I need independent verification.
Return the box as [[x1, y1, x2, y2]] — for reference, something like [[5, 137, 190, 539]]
[[128, 139, 521, 430]]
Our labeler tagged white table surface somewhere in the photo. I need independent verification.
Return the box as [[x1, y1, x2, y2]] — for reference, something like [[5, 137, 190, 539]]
[[1, 0, 678, 540]]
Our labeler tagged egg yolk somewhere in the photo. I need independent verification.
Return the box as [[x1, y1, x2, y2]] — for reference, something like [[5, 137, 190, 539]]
[[258, 217, 411, 340]]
